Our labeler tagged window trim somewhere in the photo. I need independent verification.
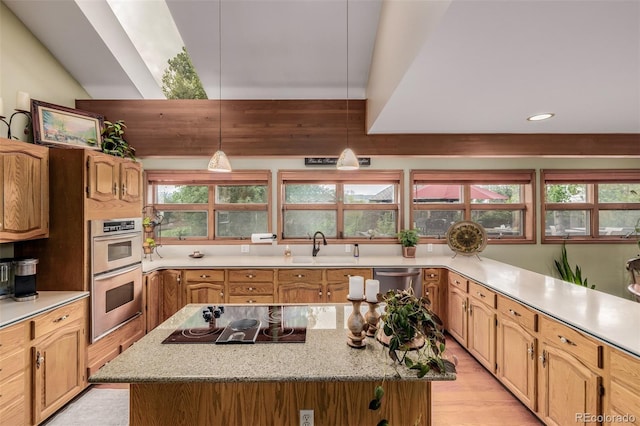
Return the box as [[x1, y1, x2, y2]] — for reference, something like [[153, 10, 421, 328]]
[[410, 170, 536, 244], [541, 169, 640, 244], [145, 170, 271, 243], [277, 170, 404, 242]]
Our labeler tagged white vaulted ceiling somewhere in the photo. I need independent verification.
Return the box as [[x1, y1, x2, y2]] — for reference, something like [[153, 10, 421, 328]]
[[4, 0, 640, 134]]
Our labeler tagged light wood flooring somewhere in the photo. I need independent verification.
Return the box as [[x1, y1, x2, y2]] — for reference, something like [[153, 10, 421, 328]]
[[432, 336, 543, 425]]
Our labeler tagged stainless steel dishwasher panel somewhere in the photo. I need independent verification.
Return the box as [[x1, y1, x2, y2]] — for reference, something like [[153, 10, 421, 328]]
[[373, 268, 422, 297]]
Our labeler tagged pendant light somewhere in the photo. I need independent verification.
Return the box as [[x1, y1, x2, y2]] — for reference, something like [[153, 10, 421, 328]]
[[208, 0, 232, 172], [336, 0, 359, 171]]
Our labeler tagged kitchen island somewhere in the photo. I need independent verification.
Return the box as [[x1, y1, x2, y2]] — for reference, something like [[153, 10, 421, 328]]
[[90, 303, 455, 426]]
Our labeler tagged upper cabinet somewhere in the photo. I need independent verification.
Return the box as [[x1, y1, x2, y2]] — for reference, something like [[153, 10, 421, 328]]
[[86, 151, 142, 216], [0, 138, 49, 242]]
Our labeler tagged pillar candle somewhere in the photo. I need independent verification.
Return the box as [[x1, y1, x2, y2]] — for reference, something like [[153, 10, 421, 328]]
[[365, 279, 380, 302], [16, 91, 30, 111], [348, 276, 364, 299], [0, 97, 4, 116]]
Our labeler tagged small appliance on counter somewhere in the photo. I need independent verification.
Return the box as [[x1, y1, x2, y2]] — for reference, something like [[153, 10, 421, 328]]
[[0, 258, 15, 300], [13, 258, 38, 301]]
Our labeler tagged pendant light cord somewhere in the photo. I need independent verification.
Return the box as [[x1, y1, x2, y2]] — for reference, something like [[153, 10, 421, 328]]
[[219, 0, 223, 152], [346, 0, 349, 149]]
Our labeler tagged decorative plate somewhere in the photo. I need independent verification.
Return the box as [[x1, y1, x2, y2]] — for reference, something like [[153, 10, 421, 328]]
[[446, 221, 488, 256]]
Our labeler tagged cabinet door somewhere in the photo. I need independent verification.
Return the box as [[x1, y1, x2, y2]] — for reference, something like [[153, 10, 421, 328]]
[[467, 298, 496, 373], [278, 283, 323, 303], [0, 141, 49, 241], [326, 282, 349, 303], [447, 286, 467, 346], [185, 282, 225, 304], [161, 270, 183, 321], [119, 161, 142, 203], [87, 153, 118, 202], [538, 342, 601, 426], [32, 322, 85, 424], [497, 315, 537, 411], [144, 271, 162, 333], [423, 282, 443, 323]]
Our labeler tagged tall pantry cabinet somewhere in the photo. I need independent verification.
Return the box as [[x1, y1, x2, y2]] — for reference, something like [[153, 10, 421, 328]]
[[16, 147, 144, 377]]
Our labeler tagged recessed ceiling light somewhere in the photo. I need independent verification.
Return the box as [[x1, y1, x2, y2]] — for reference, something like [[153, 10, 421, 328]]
[[527, 113, 555, 121]]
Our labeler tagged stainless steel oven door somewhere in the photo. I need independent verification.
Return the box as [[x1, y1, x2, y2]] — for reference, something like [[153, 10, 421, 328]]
[[92, 232, 142, 275], [91, 264, 142, 342]]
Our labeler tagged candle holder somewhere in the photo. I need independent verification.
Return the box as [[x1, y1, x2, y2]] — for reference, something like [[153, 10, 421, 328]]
[[346, 296, 367, 349], [364, 301, 380, 337]]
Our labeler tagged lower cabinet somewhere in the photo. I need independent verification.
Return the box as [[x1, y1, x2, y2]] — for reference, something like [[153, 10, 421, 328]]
[[160, 269, 183, 322], [0, 322, 29, 425], [87, 314, 144, 377], [447, 283, 468, 346], [31, 298, 87, 425], [604, 348, 640, 425], [228, 269, 274, 304], [184, 270, 226, 304], [467, 282, 497, 374], [278, 269, 324, 303], [144, 271, 162, 333], [422, 268, 446, 328]]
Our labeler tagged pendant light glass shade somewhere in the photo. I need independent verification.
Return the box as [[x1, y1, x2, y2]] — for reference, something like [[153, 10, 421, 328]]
[[207, 149, 232, 172], [336, 147, 359, 170]]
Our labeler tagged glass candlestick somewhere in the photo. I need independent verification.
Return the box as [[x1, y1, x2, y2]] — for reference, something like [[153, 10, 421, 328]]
[[364, 301, 380, 338], [346, 296, 367, 349]]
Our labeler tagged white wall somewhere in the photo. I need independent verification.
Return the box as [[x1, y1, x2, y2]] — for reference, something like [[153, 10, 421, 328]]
[[142, 155, 640, 300]]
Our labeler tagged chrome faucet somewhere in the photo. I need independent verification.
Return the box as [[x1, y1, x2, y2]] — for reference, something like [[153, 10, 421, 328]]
[[312, 231, 327, 257]]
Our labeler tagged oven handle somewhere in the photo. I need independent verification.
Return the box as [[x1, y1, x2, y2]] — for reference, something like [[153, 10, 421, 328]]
[[93, 264, 141, 281], [93, 232, 142, 243]]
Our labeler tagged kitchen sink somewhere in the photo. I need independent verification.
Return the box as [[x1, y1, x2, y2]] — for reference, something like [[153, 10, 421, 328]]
[[291, 256, 358, 265]]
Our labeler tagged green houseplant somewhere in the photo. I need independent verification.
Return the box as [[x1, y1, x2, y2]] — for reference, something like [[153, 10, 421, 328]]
[[142, 237, 156, 254], [101, 120, 136, 160], [554, 243, 594, 289], [397, 229, 419, 258], [369, 288, 456, 425]]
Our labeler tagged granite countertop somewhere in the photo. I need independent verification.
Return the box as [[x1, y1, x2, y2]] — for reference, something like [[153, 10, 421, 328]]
[[144, 252, 640, 358], [90, 303, 455, 384], [0, 291, 90, 329]]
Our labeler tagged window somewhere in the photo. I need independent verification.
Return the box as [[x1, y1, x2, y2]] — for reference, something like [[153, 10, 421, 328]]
[[278, 170, 403, 241], [542, 170, 640, 243], [411, 170, 535, 243], [145, 170, 271, 242]]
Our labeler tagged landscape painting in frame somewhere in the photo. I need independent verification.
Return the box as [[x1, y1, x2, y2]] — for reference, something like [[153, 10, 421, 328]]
[[32, 100, 103, 150]]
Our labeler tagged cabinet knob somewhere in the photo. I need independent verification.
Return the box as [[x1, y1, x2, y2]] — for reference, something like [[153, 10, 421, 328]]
[[248, 287, 254, 291], [428, 273, 436, 278], [508, 309, 521, 317], [113, 182, 118, 195], [121, 183, 127, 196], [318, 291, 323, 297], [327, 291, 331, 298], [247, 274, 254, 279], [36, 351, 44, 369], [558, 335, 576, 346], [296, 274, 304, 278], [248, 299, 255, 303], [476, 291, 485, 298], [528, 343, 534, 360], [200, 275, 210, 278], [54, 314, 69, 323]]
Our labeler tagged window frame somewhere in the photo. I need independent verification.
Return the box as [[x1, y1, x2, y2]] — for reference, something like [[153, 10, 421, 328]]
[[145, 170, 271, 243], [278, 170, 404, 242], [541, 169, 640, 244], [410, 170, 536, 244]]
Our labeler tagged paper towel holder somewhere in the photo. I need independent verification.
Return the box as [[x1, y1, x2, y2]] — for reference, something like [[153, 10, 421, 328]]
[[251, 233, 277, 243]]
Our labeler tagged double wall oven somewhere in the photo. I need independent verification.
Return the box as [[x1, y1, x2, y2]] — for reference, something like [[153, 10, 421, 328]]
[[90, 218, 143, 343]]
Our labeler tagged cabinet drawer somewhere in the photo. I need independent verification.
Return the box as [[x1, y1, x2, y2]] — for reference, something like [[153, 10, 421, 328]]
[[229, 283, 274, 295], [278, 269, 323, 282], [497, 295, 538, 332], [448, 271, 468, 292], [184, 270, 224, 282], [0, 370, 25, 406], [0, 395, 26, 424], [30, 300, 84, 340], [609, 348, 640, 394], [469, 281, 496, 308], [228, 269, 274, 282], [540, 315, 603, 369], [326, 268, 372, 282], [423, 268, 441, 282], [0, 348, 25, 381], [0, 323, 26, 356], [228, 295, 274, 304]]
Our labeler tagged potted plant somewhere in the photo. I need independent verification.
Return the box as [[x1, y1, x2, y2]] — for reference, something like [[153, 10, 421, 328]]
[[142, 237, 156, 254], [142, 217, 155, 233], [101, 120, 136, 160], [554, 243, 594, 289], [369, 288, 456, 423], [397, 229, 419, 258]]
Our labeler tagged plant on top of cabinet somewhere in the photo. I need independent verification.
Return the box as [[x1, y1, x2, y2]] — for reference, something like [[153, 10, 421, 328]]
[[397, 228, 419, 258], [100, 120, 136, 160], [554, 243, 594, 289]]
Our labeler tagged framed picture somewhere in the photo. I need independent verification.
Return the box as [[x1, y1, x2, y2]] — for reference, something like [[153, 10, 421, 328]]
[[31, 99, 103, 150]]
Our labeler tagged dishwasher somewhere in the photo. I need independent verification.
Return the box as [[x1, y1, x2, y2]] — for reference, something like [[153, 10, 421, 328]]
[[373, 267, 422, 297]]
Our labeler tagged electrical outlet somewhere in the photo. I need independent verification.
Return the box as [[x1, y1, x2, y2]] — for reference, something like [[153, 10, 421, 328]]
[[240, 244, 250, 253], [427, 243, 433, 252], [345, 244, 351, 253], [300, 410, 314, 426]]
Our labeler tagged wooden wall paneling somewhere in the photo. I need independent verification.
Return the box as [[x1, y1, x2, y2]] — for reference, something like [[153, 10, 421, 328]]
[[76, 99, 640, 157]]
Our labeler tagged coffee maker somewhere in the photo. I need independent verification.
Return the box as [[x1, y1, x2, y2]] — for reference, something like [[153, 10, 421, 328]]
[[0, 258, 14, 300], [13, 258, 38, 301]]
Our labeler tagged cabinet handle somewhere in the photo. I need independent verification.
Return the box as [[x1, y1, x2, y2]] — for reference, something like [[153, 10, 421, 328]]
[[121, 183, 127, 197], [469, 305, 473, 315], [219, 292, 224, 298], [508, 309, 521, 317], [248, 299, 255, 303], [248, 287, 254, 291], [54, 314, 69, 323], [327, 291, 331, 298], [539, 350, 547, 367], [200, 275, 210, 278], [246, 274, 255, 279], [476, 291, 485, 298], [527, 343, 534, 360], [113, 182, 118, 195], [558, 335, 577, 346], [36, 351, 44, 369], [462, 301, 467, 312], [296, 274, 304, 278], [318, 290, 323, 297], [425, 291, 430, 296], [427, 273, 436, 278]]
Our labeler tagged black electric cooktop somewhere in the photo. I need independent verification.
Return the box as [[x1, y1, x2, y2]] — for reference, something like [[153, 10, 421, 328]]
[[162, 305, 309, 344]]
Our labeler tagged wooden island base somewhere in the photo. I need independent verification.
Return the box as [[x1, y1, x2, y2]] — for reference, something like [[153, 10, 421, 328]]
[[130, 380, 431, 426]]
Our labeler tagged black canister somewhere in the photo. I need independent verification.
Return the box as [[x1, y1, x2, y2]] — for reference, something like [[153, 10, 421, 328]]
[[13, 258, 38, 301]]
